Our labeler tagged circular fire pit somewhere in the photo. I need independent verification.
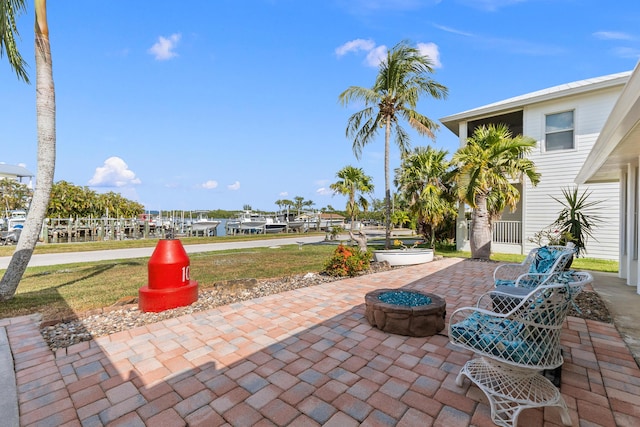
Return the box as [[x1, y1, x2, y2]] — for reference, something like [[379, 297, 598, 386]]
[[365, 289, 446, 337]]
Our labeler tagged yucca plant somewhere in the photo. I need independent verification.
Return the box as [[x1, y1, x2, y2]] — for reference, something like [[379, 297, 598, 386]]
[[551, 187, 603, 257]]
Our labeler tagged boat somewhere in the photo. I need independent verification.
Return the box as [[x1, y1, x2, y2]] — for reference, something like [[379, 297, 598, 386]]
[[264, 217, 287, 233], [189, 211, 221, 236], [1, 210, 26, 245], [291, 212, 345, 231], [4, 210, 26, 231], [225, 211, 268, 234]]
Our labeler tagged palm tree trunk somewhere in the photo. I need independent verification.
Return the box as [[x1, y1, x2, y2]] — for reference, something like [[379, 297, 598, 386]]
[[350, 191, 355, 232], [0, 0, 55, 301], [470, 193, 492, 260], [384, 117, 392, 249]]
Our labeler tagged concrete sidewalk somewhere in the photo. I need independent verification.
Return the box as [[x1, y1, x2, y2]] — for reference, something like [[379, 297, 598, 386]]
[[2, 258, 640, 426], [0, 236, 326, 269]]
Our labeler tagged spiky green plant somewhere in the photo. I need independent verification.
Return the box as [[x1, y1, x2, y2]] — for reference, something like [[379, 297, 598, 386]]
[[552, 187, 603, 257]]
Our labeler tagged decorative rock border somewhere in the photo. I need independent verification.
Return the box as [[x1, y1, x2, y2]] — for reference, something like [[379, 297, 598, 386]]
[[365, 289, 446, 337]]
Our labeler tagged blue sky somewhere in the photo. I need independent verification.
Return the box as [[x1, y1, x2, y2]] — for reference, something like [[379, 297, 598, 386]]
[[2, 0, 639, 213]]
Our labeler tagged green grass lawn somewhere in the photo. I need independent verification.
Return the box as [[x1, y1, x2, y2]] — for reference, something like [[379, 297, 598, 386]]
[[0, 237, 619, 322]]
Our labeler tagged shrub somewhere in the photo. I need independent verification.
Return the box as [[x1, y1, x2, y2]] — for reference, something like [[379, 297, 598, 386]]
[[324, 244, 371, 277]]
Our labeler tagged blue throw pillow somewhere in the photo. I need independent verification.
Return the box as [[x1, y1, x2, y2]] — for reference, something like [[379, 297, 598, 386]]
[[528, 246, 561, 274]]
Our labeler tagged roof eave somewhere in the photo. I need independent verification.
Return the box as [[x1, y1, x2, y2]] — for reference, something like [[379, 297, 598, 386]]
[[440, 72, 632, 136]]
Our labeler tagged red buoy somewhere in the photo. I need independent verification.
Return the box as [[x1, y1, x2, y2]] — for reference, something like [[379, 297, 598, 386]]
[[138, 239, 198, 312]]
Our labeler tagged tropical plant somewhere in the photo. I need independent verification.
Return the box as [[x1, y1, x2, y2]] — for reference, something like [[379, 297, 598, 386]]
[[551, 187, 603, 257], [0, 178, 32, 212], [47, 181, 97, 218], [323, 244, 371, 277], [527, 228, 573, 247], [1, 0, 56, 301], [451, 123, 540, 260], [293, 196, 314, 216], [367, 197, 386, 224], [394, 146, 456, 248], [339, 40, 448, 249], [391, 209, 411, 228], [329, 166, 374, 231], [393, 239, 423, 250]]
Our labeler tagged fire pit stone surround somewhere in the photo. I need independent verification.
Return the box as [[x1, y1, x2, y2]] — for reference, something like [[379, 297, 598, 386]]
[[365, 289, 446, 337]]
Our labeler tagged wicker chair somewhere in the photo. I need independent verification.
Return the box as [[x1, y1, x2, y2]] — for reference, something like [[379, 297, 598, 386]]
[[493, 243, 576, 289], [449, 271, 592, 427]]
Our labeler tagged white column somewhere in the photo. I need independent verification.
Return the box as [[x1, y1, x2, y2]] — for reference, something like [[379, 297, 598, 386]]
[[629, 163, 638, 288], [456, 121, 470, 252], [619, 168, 628, 277]]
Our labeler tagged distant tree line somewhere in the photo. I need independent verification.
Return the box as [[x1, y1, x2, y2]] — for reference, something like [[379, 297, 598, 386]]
[[1, 179, 144, 218]]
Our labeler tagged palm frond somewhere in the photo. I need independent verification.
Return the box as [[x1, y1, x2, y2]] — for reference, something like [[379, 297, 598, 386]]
[[0, 0, 29, 83]]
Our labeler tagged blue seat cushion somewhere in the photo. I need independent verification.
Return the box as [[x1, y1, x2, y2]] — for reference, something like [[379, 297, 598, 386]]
[[450, 312, 543, 365]]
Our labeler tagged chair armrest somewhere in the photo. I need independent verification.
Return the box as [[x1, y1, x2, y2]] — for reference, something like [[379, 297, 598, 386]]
[[493, 263, 528, 282], [511, 272, 549, 289], [478, 286, 532, 313]]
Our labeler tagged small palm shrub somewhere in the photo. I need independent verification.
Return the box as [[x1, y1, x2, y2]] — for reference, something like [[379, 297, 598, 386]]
[[324, 244, 371, 277]]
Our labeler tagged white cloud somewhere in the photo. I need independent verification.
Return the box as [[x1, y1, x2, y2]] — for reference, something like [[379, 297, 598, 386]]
[[279, 191, 289, 197], [335, 39, 376, 57], [228, 181, 241, 191], [148, 33, 181, 60], [613, 47, 640, 59], [337, 39, 441, 68], [366, 45, 388, 67], [433, 24, 474, 37], [417, 42, 442, 68], [594, 31, 633, 41], [316, 187, 334, 196], [201, 180, 218, 189], [89, 157, 141, 187]]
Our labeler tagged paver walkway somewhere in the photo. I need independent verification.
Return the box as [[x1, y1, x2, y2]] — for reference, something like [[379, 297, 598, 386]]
[[4, 257, 640, 426]]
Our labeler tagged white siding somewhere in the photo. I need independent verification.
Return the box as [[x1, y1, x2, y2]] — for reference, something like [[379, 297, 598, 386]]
[[522, 87, 620, 260]]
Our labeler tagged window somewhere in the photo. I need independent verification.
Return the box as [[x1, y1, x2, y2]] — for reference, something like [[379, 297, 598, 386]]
[[545, 111, 574, 151]]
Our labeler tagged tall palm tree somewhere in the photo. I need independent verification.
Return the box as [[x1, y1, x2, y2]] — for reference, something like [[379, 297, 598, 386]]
[[339, 40, 448, 248], [395, 146, 456, 248], [293, 196, 314, 216], [330, 166, 374, 231], [0, 0, 56, 301], [451, 123, 540, 260]]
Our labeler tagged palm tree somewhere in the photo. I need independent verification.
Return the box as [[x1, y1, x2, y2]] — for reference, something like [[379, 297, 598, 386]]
[[451, 123, 540, 260], [395, 146, 456, 248], [1, 0, 56, 301], [339, 40, 448, 248], [329, 166, 374, 231], [293, 196, 314, 216]]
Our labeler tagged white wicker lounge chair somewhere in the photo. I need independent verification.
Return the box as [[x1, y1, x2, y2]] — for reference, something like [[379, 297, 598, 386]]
[[449, 271, 592, 427], [493, 243, 576, 289]]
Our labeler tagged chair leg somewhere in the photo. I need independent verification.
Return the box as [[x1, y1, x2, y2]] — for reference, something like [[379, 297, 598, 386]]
[[456, 358, 572, 427]]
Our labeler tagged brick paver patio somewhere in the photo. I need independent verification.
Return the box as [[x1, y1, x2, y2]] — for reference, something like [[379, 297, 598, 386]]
[[5, 257, 640, 426]]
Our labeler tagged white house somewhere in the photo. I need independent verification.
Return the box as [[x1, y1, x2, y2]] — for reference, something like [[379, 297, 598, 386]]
[[0, 163, 34, 186], [440, 71, 632, 261], [577, 61, 640, 293]]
